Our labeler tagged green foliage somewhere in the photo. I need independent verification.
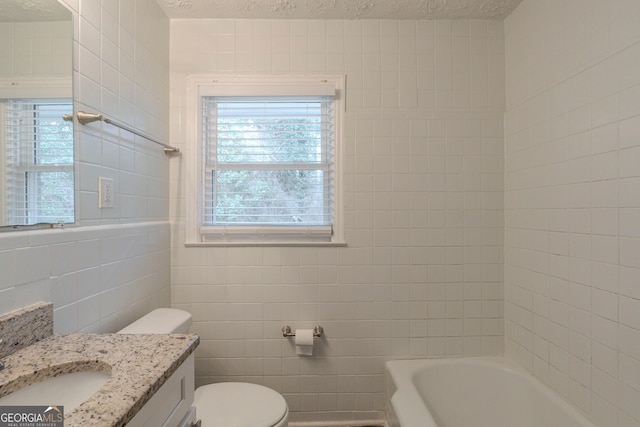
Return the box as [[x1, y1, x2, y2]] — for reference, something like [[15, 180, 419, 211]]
[[36, 113, 73, 164], [208, 99, 330, 225], [32, 171, 74, 223], [214, 169, 325, 224]]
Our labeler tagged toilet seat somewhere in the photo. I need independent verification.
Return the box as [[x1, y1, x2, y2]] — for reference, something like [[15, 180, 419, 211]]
[[194, 382, 288, 427]]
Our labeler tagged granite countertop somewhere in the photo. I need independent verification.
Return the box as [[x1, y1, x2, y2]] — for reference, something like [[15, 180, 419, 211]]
[[0, 333, 199, 427]]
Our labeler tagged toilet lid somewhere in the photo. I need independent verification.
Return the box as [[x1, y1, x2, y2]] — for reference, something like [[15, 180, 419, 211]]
[[194, 383, 288, 427]]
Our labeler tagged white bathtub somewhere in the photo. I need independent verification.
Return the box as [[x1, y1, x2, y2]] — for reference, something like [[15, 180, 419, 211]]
[[385, 357, 597, 427]]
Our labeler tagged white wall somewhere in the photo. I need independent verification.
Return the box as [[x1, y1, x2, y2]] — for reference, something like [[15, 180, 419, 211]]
[[0, 20, 72, 79], [504, 0, 640, 425], [170, 18, 505, 422], [0, 0, 172, 333]]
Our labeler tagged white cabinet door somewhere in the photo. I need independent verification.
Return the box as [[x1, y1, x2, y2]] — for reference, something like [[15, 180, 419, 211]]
[[127, 354, 195, 427]]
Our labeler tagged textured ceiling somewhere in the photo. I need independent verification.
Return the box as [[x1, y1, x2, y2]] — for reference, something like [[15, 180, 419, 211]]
[[156, 0, 524, 19]]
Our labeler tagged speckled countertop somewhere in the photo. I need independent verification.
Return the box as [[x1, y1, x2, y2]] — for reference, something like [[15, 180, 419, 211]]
[[0, 333, 199, 427]]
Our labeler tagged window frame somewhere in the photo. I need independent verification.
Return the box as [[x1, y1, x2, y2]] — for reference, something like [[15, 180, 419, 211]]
[[185, 75, 345, 246], [0, 97, 75, 227], [1, 97, 74, 226], [0, 78, 74, 228]]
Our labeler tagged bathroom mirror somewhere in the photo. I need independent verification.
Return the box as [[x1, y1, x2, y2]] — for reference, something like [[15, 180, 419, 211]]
[[0, 0, 74, 228]]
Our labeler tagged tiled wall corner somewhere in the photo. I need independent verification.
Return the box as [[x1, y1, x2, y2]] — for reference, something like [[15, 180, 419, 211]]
[[504, 0, 640, 425]]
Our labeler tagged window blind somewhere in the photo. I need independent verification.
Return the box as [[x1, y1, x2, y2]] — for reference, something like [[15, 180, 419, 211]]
[[201, 96, 335, 229], [4, 99, 74, 225]]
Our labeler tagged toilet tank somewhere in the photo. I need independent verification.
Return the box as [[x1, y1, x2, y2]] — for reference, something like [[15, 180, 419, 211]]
[[118, 308, 192, 334]]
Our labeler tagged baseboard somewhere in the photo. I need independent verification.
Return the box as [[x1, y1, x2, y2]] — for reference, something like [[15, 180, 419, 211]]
[[288, 421, 386, 427]]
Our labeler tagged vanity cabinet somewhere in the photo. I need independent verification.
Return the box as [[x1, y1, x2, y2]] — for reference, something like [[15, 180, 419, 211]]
[[127, 354, 196, 427]]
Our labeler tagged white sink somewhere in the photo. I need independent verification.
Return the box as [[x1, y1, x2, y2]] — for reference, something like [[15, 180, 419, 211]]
[[0, 370, 110, 411]]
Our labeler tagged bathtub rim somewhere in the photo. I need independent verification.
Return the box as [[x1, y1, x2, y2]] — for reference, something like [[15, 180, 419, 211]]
[[385, 356, 597, 427]]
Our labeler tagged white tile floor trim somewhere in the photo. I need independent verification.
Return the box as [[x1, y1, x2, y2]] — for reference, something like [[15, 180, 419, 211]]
[[289, 421, 386, 427]]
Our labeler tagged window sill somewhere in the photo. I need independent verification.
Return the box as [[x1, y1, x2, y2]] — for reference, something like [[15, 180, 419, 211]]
[[189, 225, 344, 247], [184, 240, 347, 247]]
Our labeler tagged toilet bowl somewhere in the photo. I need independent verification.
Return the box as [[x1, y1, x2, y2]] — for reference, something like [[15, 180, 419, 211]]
[[118, 308, 289, 427]]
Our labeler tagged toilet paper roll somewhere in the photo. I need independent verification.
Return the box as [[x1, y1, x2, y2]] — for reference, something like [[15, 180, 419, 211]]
[[295, 329, 314, 356]]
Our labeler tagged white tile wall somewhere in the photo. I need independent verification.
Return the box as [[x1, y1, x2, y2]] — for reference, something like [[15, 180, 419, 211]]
[[0, 0, 172, 332], [505, 0, 640, 425], [0, 21, 72, 78], [170, 18, 504, 422], [0, 223, 171, 332], [8, 1, 636, 423]]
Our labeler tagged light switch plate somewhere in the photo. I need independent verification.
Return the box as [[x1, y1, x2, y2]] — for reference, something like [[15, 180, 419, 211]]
[[99, 177, 115, 208]]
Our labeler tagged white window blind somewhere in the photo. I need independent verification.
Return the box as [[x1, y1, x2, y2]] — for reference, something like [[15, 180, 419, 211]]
[[201, 95, 335, 240], [3, 98, 74, 225], [185, 75, 344, 246]]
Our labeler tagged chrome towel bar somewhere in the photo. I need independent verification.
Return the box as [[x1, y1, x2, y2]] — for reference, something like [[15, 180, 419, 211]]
[[65, 111, 180, 155]]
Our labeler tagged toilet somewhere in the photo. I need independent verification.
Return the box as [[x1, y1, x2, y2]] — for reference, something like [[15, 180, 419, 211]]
[[118, 308, 289, 427]]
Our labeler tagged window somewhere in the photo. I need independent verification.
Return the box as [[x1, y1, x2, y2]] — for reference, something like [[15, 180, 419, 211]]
[[2, 98, 74, 225], [186, 75, 344, 245]]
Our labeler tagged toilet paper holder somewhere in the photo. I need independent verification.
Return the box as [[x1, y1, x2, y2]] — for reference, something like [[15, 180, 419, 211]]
[[282, 325, 324, 338]]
